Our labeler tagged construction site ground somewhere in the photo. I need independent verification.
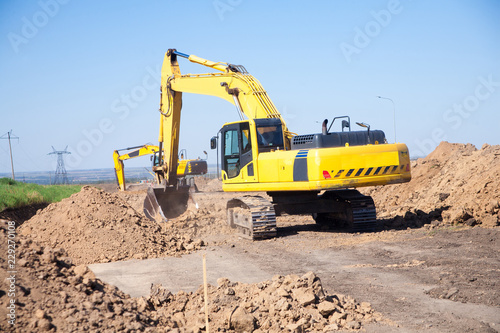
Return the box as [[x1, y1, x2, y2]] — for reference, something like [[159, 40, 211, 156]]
[[1, 142, 499, 332]]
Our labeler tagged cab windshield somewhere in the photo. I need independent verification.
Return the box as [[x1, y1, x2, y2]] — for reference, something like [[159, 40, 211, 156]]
[[256, 124, 284, 151]]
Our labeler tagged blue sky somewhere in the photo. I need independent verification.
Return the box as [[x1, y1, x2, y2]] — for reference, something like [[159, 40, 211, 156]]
[[1, 0, 499, 173]]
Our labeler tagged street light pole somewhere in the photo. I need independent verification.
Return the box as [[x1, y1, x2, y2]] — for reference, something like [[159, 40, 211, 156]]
[[377, 96, 396, 143]]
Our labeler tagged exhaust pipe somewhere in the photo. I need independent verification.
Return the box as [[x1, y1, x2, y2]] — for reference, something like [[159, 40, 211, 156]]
[[322, 119, 328, 135]]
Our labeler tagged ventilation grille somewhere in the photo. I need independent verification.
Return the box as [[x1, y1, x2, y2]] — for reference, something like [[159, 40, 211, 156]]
[[292, 134, 315, 145]]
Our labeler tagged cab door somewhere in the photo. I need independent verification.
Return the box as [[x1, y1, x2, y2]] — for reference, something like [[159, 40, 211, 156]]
[[220, 121, 254, 181]]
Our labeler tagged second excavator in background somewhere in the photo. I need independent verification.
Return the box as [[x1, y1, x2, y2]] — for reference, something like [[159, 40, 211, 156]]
[[145, 49, 411, 239], [113, 144, 207, 191]]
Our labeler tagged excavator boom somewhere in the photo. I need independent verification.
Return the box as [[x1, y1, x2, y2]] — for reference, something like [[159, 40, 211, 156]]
[[148, 48, 296, 220]]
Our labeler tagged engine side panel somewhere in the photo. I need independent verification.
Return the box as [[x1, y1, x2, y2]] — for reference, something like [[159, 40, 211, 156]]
[[223, 143, 411, 192]]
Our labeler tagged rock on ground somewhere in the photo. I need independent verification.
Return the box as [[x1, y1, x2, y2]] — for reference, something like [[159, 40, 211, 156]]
[[147, 271, 388, 332]]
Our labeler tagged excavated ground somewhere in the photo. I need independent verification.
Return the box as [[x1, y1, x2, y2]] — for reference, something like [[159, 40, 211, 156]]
[[0, 141, 499, 332]]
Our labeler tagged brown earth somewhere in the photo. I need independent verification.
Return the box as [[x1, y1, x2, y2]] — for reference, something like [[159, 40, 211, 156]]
[[363, 141, 500, 229], [18, 186, 205, 265], [1, 141, 499, 332], [0, 223, 388, 332]]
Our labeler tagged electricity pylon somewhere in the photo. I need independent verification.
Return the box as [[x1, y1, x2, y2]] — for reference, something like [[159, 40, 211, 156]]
[[48, 146, 71, 185]]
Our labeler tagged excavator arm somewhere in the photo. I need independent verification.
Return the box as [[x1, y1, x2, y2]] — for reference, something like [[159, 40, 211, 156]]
[[162, 50, 288, 121], [113, 145, 159, 191], [157, 49, 294, 186]]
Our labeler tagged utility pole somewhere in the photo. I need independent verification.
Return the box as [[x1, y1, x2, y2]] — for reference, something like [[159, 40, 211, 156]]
[[1, 130, 19, 180]]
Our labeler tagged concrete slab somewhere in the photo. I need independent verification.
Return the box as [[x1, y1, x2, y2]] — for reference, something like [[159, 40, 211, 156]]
[[88, 246, 272, 298]]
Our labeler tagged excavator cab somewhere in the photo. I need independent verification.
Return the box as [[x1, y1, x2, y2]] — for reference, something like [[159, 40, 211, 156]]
[[219, 118, 284, 180]]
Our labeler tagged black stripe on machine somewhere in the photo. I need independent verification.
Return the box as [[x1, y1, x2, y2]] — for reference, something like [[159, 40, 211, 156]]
[[293, 150, 309, 181]]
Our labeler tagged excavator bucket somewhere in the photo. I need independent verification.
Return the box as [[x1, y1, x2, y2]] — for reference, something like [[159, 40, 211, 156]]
[[143, 185, 192, 222]]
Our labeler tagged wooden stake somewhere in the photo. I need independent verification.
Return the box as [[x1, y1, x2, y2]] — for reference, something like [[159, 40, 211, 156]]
[[203, 253, 210, 333]]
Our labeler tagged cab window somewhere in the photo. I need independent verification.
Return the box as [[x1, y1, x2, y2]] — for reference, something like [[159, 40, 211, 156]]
[[256, 124, 284, 152], [224, 129, 240, 178], [241, 122, 252, 154]]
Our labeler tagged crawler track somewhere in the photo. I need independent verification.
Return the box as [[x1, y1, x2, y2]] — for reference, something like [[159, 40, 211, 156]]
[[313, 189, 377, 232], [336, 190, 377, 232], [227, 196, 277, 240]]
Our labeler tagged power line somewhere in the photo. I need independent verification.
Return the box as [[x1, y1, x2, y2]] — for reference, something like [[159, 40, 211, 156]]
[[0, 130, 19, 180]]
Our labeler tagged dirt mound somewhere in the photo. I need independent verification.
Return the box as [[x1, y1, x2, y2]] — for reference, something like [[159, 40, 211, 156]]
[[195, 177, 223, 192], [0, 222, 153, 332], [19, 186, 204, 265], [145, 272, 389, 332], [364, 142, 500, 229]]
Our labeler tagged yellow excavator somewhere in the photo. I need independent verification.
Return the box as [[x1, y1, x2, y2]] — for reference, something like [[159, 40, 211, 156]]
[[144, 49, 411, 238], [113, 144, 207, 191]]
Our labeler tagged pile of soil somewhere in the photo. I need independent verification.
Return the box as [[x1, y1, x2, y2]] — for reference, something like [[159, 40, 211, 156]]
[[164, 192, 235, 240], [0, 222, 153, 332], [19, 186, 205, 265], [2, 142, 499, 332], [364, 142, 500, 229], [1, 223, 386, 332], [194, 177, 223, 192], [146, 272, 389, 332]]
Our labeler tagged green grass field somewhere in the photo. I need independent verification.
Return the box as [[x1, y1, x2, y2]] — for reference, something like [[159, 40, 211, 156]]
[[0, 178, 82, 211]]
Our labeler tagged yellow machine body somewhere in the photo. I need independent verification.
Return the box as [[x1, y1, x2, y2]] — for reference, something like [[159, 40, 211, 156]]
[[176, 159, 189, 176], [221, 139, 410, 192], [176, 159, 208, 177], [146, 49, 411, 235]]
